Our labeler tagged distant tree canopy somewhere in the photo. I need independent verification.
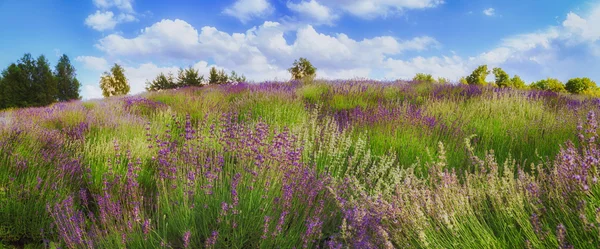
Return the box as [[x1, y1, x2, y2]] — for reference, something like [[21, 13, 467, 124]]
[[413, 73, 435, 83], [565, 77, 597, 94], [288, 58, 316, 81], [511, 75, 526, 89], [55, 55, 81, 101], [177, 66, 204, 87], [146, 66, 246, 91], [100, 63, 130, 97], [0, 53, 80, 109], [530, 78, 566, 92], [466, 65, 490, 86]]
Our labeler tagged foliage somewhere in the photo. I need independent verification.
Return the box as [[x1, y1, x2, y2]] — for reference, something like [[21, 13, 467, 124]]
[[100, 64, 130, 97], [229, 71, 246, 83], [565, 77, 596, 94], [459, 76, 468, 85], [413, 73, 436, 83], [466, 65, 490, 85], [177, 67, 204, 87], [530, 78, 566, 92], [0, 53, 77, 109], [511, 75, 526, 89], [288, 57, 316, 80], [492, 67, 511, 87], [146, 72, 177, 91], [55, 55, 81, 102]]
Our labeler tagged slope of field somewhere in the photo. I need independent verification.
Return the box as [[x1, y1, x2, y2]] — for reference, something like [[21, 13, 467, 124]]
[[1, 80, 599, 248]]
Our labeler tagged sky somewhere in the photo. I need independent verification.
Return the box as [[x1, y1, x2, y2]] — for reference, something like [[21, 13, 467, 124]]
[[1, 0, 600, 99]]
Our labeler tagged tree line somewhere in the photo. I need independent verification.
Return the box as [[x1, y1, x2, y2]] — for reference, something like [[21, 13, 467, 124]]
[[145, 67, 247, 92], [413, 65, 598, 96], [0, 53, 81, 109]]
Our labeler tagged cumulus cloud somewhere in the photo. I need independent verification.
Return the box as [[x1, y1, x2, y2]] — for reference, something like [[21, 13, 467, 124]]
[[223, 0, 273, 23], [287, 0, 338, 25], [76, 56, 109, 71], [483, 8, 495, 16], [94, 19, 441, 82], [84, 10, 136, 31]]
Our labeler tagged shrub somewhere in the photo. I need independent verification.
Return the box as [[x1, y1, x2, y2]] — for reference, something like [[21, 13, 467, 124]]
[[530, 78, 565, 92], [565, 77, 596, 94], [466, 65, 490, 86]]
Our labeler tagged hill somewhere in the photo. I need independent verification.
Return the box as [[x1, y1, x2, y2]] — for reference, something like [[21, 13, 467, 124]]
[[1, 80, 599, 248]]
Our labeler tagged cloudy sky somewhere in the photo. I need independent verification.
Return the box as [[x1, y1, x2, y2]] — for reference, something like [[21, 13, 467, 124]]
[[1, 0, 599, 99]]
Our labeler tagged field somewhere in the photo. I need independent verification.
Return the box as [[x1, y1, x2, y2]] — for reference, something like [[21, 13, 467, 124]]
[[1, 80, 600, 248]]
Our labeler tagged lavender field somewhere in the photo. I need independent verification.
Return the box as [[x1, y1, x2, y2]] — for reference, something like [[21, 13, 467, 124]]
[[1, 80, 600, 248]]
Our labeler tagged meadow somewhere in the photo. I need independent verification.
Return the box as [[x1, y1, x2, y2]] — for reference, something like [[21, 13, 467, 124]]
[[1, 79, 600, 248]]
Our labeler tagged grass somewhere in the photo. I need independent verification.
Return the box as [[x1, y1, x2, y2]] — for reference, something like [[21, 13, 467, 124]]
[[1, 80, 599, 248]]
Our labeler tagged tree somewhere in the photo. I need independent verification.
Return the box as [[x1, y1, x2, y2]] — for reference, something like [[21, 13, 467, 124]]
[[492, 67, 511, 88], [100, 63, 130, 97], [466, 65, 490, 86], [146, 72, 176, 91], [565, 77, 596, 94], [511, 75, 526, 89], [177, 66, 204, 87], [288, 57, 316, 80], [530, 78, 565, 92], [437, 77, 450, 84], [1, 63, 28, 108], [229, 71, 246, 83], [209, 67, 219, 84], [55, 54, 81, 101], [413, 73, 435, 83], [33, 55, 57, 106], [459, 77, 468, 85]]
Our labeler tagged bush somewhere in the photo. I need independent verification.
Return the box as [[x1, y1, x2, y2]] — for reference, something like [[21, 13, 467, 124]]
[[530, 78, 566, 92], [466, 65, 490, 86], [565, 77, 596, 94]]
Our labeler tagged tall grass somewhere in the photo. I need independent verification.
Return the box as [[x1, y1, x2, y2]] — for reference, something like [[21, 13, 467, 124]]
[[1, 80, 599, 248]]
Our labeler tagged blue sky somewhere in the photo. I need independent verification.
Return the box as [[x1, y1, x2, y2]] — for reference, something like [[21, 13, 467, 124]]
[[1, 0, 600, 99]]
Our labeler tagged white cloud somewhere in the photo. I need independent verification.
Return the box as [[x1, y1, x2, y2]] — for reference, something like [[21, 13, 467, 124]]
[[93, 0, 134, 13], [223, 0, 273, 23], [94, 19, 440, 82], [483, 8, 495, 16], [76, 56, 109, 71], [85, 11, 119, 31], [82, 84, 104, 100], [84, 10, 136, 31], [287, 0, 338, 25]]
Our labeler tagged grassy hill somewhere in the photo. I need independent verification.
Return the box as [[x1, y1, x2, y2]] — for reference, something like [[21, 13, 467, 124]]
[[1, 80, 599, 248]]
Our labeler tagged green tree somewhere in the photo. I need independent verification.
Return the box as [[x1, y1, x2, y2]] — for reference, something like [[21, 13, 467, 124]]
[[413, 73, 435, 83], [146, 72, 176, 91], [55, 54, 81, 101], [437, 77, 449, 84], [33, 55, 57, 106], [288, 57, 316, 80], [565, 77, 596, 94], [459, 77, 468, 85], [530, 78, 565, 92], [177, 66, 204, 87], [100, 63, 130, 97], [0, 63, 28, 108], [466, 65, 490, 86], [511, 75, 526, 89], [229, 71, 246, 83], [492, 67, 511, 88], [208, 67, 219, 84]]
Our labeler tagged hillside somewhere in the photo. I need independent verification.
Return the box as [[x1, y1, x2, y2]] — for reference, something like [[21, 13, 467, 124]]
[[1, 80, 599, 248]]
